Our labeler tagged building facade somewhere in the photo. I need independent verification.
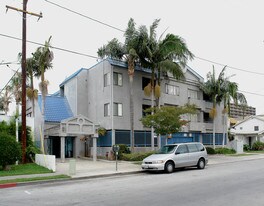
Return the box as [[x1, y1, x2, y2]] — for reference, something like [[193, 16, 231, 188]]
[[28, 59, 226, 158], [229, 103, 256, 119]]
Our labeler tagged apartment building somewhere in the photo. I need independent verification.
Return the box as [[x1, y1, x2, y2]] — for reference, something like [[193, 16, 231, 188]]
[[229, 102, 256, 119], [28, 59, 225, 159]]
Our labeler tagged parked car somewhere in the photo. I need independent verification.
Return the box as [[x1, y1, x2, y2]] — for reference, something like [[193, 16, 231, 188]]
[[141, 142, 208, 173]]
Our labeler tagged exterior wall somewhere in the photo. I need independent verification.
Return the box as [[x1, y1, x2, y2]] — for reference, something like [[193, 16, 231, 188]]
[[64, 78, 77, 115], [87, 61, 112, 128], [234, 117, 264, 132], [82, 60, 224, 135], [77, 70, 89, 117]]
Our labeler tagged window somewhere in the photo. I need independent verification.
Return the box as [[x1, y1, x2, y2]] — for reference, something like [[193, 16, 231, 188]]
[[113, 72, 122, 86], [188, 89, 198, 99], [113, 103, 122, 116], [176, 145, 188, 154], [189, 114, 198, 122], [254, 126, 259, 131], [104, 73, 110, 87], [142, 77, 151, 90], [187, 144, 199, 153], [104, 103, 110, 117], [165, 84, 179, 96], [195, 143, 205, 151]]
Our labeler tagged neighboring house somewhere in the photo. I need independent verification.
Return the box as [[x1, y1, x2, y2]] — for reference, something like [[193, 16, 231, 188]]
[[230, 115, 264, 148], [27, 59, 225, 159]]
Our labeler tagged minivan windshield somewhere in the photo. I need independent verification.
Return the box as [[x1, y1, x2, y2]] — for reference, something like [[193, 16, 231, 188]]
[[156, 145, 177, 154]]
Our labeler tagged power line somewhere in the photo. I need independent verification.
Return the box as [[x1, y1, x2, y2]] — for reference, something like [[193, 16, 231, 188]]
[[44, 0, 125, 33], [0, 33, 98, 59], [0, 61, 19, 65], [195, 56, 264, 76], [2, 34, 264, 98], [239, 90, 264, 97], [0, 67, 20, 94], [42, 1, 264, 77]]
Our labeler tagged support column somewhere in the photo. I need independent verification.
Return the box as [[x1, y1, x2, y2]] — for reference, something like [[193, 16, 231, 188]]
[[60, 136, 65, 163], [93, 136, 97, 162], [111, 129, 115, 146]]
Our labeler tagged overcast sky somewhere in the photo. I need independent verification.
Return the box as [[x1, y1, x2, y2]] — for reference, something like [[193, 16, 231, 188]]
[[1, 0, 264, 114]]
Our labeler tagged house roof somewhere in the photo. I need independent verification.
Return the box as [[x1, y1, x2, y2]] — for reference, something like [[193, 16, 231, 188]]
[[233, 115, 264, 127], [59, 68, 87, 87], [107, 58, 203, 81], [38, 95, 73, 122]]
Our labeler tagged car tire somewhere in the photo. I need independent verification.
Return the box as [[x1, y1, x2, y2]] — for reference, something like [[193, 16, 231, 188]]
[[197, 158, 205, 169], [165, 161, 174, 173]]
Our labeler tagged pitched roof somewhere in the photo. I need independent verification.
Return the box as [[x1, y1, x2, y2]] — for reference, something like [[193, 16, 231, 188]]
[[38, 95, 73, 122], [107, 58, 203, 80], [59, 68, 87, 87]]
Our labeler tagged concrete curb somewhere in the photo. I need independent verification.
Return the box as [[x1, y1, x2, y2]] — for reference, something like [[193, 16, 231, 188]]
[[1, 171, 143, 189], [1, 154, 264, 189]]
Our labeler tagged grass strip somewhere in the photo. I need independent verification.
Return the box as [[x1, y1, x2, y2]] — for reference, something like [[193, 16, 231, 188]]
[[0, 175, 70, 184], [0, 163, 53, 176]]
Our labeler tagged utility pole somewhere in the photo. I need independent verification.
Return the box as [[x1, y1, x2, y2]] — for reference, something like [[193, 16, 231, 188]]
[[6, 1, 42, 164]]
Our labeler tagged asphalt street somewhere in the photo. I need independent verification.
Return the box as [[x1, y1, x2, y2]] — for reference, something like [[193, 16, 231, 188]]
[[1, 158, 264, 206]]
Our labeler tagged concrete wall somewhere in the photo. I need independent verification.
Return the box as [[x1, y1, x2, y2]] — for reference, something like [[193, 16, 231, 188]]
[[65, 78, 77, 116], [78, 61, 225, 134], [77, 70, 89, 117], [35, 154, 56, 172]]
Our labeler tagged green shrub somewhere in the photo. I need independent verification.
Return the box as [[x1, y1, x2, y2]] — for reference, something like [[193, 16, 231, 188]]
[[243, 144, 251, 151], [113, 144, 131, 160], [252, 141, 264, 151], [121, 151, 155, 161], [215, 148, 236, 154], [0, 132, 21, 170], [206, 147, 216, 154]]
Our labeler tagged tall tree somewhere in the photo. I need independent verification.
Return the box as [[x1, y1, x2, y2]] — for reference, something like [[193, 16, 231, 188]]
[[221, 80, 247, 146], [98, 18, 140, 152], [0, 86, 12, 115], [26, 57, 38, 117], [10, 72, 22, 117], [136, 19, 194, 150], [33, 36, 53, 150], [34, 36, 53, 116], [200, 66, 226, 149]]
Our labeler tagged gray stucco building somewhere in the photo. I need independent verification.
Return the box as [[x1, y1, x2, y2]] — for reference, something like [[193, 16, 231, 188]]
[[27, 59, 225, 159]]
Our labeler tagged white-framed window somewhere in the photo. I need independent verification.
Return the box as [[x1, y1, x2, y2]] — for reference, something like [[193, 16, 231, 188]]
[[104, 103, 110, 117], [254, 126, 259, 131], [188, 89, 198, 99], [165, 84, 179, 96], [104, 73, 110, 87], [189, 114, 198, 122], [113, 103, 123, 116], [113, 72, 123, 86]]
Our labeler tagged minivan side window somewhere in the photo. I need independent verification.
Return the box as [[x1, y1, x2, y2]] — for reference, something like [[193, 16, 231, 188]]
[[195, 143, 205, 151], [187, 144, 199, 153], [176, 145, 188, 154]]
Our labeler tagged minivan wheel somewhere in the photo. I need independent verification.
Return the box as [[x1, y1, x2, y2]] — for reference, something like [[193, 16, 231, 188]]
[[197, 158, 205, 169], [165, 162, 174, 173]]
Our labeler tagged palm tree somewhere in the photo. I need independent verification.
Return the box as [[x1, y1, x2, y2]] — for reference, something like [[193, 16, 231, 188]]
[[10, 72, 22, 117], [136, 19, 194, 150], [34, 36, 53, 117], [200, 66, 226, 149], [33, 36, 53, 150], [221, 80, 247, 146], [98, 18, 140, 153], [0, 86, 12, 115], [26, 57, 38, 117]]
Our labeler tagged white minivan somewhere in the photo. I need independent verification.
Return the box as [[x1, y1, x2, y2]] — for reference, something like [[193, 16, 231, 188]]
[[141, 142, 208, 173]]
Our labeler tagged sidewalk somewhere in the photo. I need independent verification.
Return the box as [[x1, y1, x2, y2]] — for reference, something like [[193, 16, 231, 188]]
[[1, 153, 264, 184]]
